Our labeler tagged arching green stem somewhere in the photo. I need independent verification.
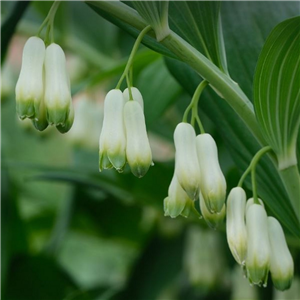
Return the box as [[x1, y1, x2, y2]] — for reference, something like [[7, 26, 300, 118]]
[[238, 146, 272, 204], [116, 25, 152, 89], [183, 80, 207, 133]]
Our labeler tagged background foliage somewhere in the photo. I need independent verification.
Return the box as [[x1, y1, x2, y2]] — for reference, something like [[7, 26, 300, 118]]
[[1, 1, 300, 300]]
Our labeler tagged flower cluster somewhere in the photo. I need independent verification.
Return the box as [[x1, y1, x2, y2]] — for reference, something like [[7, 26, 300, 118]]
[[226, 187, 294, 290], [164, 122, 226, 228], [15, 37, 74, 133], [99, 87, 153, 178]]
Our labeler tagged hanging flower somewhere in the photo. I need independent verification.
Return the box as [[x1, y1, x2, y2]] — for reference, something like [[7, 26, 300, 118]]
[[124, 100, 152, 177], [99, 89, 126, 171], [123, 87, 144, 110], [268, 217, 294, 291], [200, 191, 225, 229], [226, 187, 247, 265], [246, 203, 270, 287], [196, 133, 226, 214], [173, 122, 201, 200], [164, 173, 194, 218], [15, 36, 45, 120], [44, 43, 74, 131]]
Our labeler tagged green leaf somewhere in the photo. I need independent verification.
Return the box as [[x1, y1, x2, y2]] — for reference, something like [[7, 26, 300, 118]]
[[137, 58, 182, 126], [168, 1, 228, 73], [254, 16, 300, 171]]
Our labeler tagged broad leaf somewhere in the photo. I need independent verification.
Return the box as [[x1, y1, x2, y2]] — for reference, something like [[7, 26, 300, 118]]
[[168, 1, 228, 73], [254, 16, 300, 170]]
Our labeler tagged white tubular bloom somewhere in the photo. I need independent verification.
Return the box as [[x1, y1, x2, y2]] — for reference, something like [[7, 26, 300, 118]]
[[15, 36, 45, 119], [164, 174, 193, 218], [226, 187, 247, 265], [200, 191, 225, 229], [174, 123, 201, 200], [124, 100, 152, 177], [246, 204, 270, 287], [99, 89, 126, 171], [123, 87, 144, 110], [44, 43, 73, 127], [246, 197, 265, 213], [196, 133, 226, 213], [268, 217, 294, 291]]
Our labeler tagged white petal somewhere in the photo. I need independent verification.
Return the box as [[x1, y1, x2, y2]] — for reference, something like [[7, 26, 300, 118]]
[[196, 133, 226, 213], [44, 43, 72, 125], [124, 100, 152, 177], [174, 122, 200, 199], [15, 36, 45, 119], [226, 187, 247, 265], [246, 204, 270, 286], [99, 89, 126, 171], [268, 217, 294, 291], [123, 87, 144, 110]]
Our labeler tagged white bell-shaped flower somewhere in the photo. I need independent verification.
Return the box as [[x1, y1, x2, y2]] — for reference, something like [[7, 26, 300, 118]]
[[124, 100, 152, 177], [44, 43, 73, 128], [173, 122, 201, 200], [246, 203, 270, 287], [246, 197, 265, 213], [226, 187, 247, 265], [15, 36, 45, 119], [164, 173, 193, 218], [196, 133, 226, 213], [123, 87, 144, 110], [200, 191, 225, 229], [268, 217, 294, 291], [99, 89, 126, 171]]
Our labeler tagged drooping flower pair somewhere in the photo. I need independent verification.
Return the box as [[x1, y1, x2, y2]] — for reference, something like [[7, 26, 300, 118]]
[[15, 36, 74, 132], [99, 87, 152, 178], [226, 187, 294, 290], [164, 122, 226, 225]]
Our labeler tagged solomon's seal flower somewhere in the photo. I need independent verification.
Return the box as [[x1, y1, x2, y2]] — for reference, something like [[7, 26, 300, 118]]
[[123, 87, 144, 110], [268, 217, 294, 291], [226, 187, 247, 265], [196, 133, 226, 213], [99, 89, 126, 171], [124, 99, 152, 177], [246, 203, 270, 287], [44, 43, 74, 130], [15, 36, 45, 120], [200, 191, 225, 229], [164, 173, 193, 218], [173, 122, 201, 200]]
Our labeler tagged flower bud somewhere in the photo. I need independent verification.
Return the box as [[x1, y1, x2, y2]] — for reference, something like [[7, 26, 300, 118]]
[[196, 133, 226, 213], [174, 123, 200, 200], [246, 204, 270, 287], [124, 100, 152, 177], [268, 217, 294, 291], [226, 187, 247, 265], [15, 36, 45, 119], [200, 191, 225, 229], [246, 197, 264, 213], [44, 43, 73, 127], [123, 87, 144, 110], [164, 174, 193, 218], [99, 89, 126, 171]]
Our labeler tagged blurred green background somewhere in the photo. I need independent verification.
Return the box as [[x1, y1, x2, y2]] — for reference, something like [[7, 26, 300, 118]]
[[1, 1, 300, 300]]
